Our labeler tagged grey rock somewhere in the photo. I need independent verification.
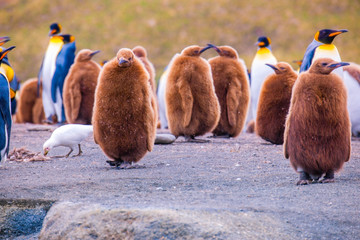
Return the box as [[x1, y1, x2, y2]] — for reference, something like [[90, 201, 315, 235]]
[[39, 201, 293, 240], [154, 133, 176, 144]]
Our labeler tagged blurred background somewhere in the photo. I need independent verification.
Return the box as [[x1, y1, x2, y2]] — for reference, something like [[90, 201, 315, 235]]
[[1, 0, 359, 84]]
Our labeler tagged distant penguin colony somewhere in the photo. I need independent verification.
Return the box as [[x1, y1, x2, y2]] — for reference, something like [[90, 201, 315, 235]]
[[165, 45, 220, 142], [15, 78, 45, 124], [38, 23, 76, 124], [63, 49, 101, 124], [0, 45, 15, 164], [256, 62, 298, 144], [207, 44, 250, 138], [93, 48, 157, 168], [249, 36, 277, 122], [284, 58, 351, 185]]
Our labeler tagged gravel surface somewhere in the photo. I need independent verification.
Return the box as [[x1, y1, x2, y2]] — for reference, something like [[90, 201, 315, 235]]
[[1, 123, 360, 239]]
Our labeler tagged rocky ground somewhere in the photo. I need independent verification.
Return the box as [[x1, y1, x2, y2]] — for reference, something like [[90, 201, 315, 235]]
[[1, 123, 360, 239]]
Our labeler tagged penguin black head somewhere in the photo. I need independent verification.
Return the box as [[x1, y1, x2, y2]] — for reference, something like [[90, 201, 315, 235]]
[[256, 36, 271, 48], [266, 62, 293, 75], [59, 34, 75, 43], [49, 22, 62, 36], [314, 29, 348, 44], [181, 45, 212, 57], [116, 48, 135, 68], [0, 36, 10, 46], [132, 46, 147, 58], [208, 44, 238, 59], [0, 46, 15, 65], [75, 49, 100, 62], [309, 58, 349, 75]]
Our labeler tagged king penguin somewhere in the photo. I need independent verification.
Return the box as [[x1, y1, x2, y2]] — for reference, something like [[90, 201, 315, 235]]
[[284, 58, 351, 185], [15, 78, 45, 124], [165, 45, 220, 142], [250, 36, 277, 121], [343, 62, 360, 136], [256, 62, 298, 144], [132, 46, 156, 94], [207, 44, 250, 138], [300, 29, 347, 77], [93, 48, 157, 168], [0, 46, 15, 164], [38, 23, 76, 124], [63, 49, 101, 124], [0, 36, 20, 115]]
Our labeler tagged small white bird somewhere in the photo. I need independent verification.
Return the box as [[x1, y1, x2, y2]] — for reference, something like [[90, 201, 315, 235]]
[[43, 124, 93, 157]]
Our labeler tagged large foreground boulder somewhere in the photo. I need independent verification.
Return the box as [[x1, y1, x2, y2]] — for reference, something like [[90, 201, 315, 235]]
[[39, 201, 293, 239]]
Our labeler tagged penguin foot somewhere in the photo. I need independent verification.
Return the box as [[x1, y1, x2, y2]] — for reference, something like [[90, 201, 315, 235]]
[[208, 134, 231, 138], [296, 171, 313, 185], [319, 170, 335, 183], [106, 160, 133, 169], [296, 179, 313, 185], [184, 136, 210, 143]]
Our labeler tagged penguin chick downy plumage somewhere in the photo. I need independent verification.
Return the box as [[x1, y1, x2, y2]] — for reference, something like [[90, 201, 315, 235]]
[[208, 44, 250, 138], [0, 46, 15, 164], [284, 58, 351, 185], [250, 36, 277, 121], [256, 62, 298, 144], [165, 45, 220, 141], [300, 29, 347, 77], [63, 49, 101, 124], [92, 48, 157, 168], [132, 46, 156, 94], [43, 124, 93, 157], [15, 78, 45, 124]]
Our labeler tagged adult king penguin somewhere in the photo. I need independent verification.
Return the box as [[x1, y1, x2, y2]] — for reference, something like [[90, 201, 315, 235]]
[[0, 36, 19, 115], [165, 45, 220, 142], [38, 23, 76, 124], [0, 46, 15, 164], [207, 44, 250, 138], [284, 58, 351, 185], [300, 29, 347, 77], [63, 49, 101, 124], [250, 36, 277, 121]]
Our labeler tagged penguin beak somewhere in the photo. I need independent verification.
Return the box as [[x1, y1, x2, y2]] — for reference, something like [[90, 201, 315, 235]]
[[328, 62, 350, 69], [265, 63, 280, 73], [119, 58, 128, 65], [328, 29, 348, 37], [90, 50, 100, 57], [44, 149, 49, 156], [256, 41, 265, 47], [48, 29, 57, 36], [199, 45, 212, 54], [0, 36, 10, 46], [293, 60, 303, 66], [0, 46, 15, 61], [207, 43, 221, 54]]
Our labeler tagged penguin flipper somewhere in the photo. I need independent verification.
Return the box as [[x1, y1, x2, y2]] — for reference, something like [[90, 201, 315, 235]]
[[226, 86, 240, 127], [67, 80, 81, 123], [146, 94, 157, 152], [177, 79, 193, 127]]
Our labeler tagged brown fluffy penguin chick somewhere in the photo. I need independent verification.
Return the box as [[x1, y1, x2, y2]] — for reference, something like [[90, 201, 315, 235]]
[[132, 46, 156, 94], [63, 49, 101, 124], [165, 45, 220, 142], [208, 45, 250, 138], [92, 48, 157, 168], [15, 78, 45, 124], [255, 62, 298, 144], [284, 58, 351, 185]]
